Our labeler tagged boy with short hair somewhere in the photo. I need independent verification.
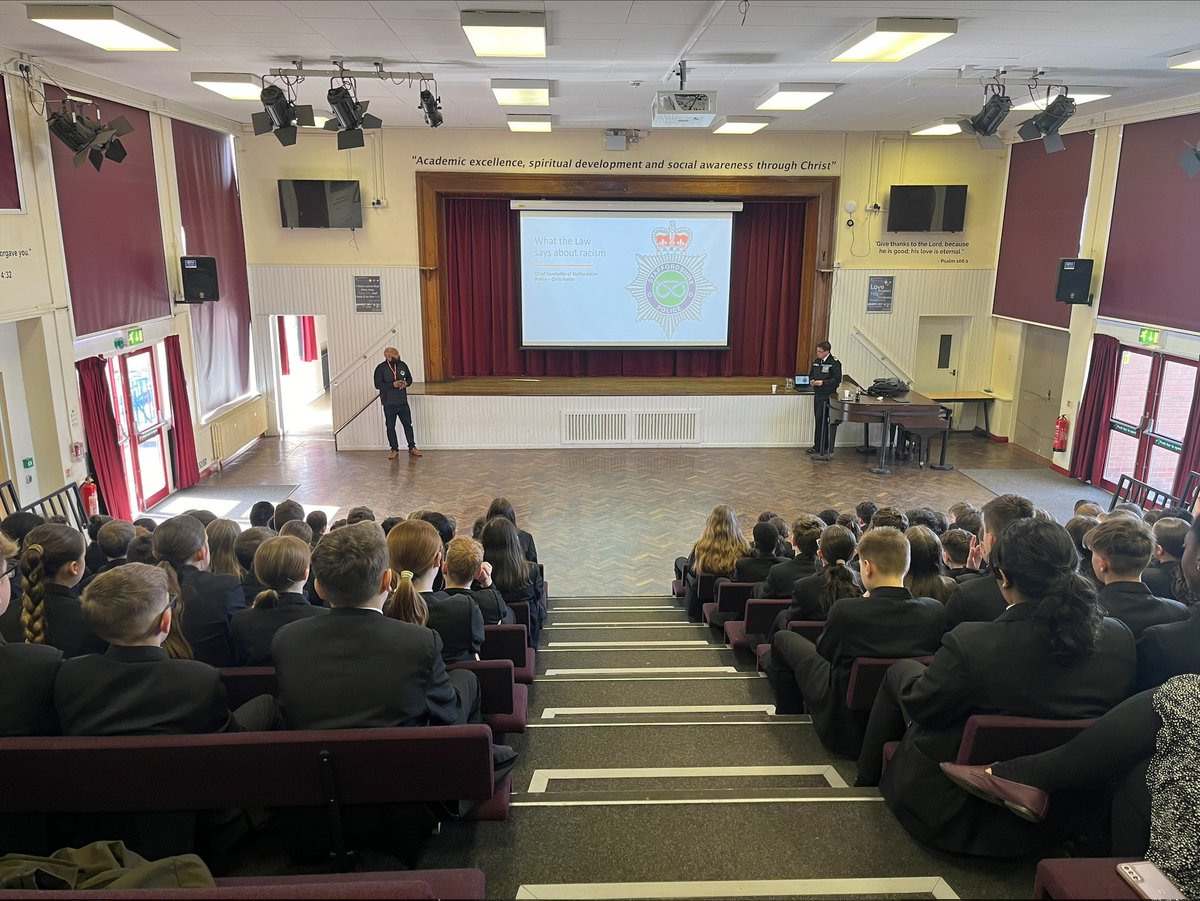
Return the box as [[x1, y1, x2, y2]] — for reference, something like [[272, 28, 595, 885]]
[[440, 535, 514, 625], [940, 528, 973, 580], [1085, 518, 1187, 638], [1144, 517, 1193, 604], [755, 515, 824, 599], [97, 519, 136, 573], [944, 494, 1035, 628]]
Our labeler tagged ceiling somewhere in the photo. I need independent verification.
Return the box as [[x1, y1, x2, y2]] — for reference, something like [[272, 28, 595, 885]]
[[2, 0, 1199, 134]]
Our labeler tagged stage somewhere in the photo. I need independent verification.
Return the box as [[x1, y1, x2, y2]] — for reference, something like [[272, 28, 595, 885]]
[[407, 376, 798, 397]]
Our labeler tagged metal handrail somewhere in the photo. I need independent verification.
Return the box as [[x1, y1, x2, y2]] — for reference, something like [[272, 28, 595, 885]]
[[22, 483, 88, 531], [850, 327, 914, 383], [332, 393, 381, 452], [328, 327, 398, 390]]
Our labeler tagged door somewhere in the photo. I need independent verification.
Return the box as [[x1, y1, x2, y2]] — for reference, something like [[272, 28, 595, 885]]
[[110, 348, 172, 511], [1100, 348, 1199, 492], [915, 317, 963, 394], [1013, 326, 1070, 459]]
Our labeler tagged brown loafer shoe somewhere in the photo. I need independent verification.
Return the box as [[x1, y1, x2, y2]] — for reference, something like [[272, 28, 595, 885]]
[[408, 448, 423, 457], [388, 450, 399, 460], [939, 762, 1049, 823]]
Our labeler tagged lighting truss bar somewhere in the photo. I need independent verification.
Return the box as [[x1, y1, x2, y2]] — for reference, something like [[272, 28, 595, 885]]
[[269, 66, 433, 80]]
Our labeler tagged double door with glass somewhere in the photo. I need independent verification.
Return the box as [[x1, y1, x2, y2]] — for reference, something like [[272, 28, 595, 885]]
[[108, 347, 171, 511]]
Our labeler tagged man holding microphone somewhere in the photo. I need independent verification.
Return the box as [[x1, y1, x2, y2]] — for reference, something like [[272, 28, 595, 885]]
[[373, 347, 422, 459]]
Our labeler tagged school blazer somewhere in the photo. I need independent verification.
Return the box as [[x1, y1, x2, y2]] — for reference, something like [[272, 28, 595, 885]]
[[944, 573, 1006, 630], [1135, 605, 1200, 691], [0, 637, 62, 736], [178, 565, 246, 668], [230, 593, 328, 666], [1097, 581, 1188, 640], [755, 555, 820, 599], [421, 591, 485, 664]]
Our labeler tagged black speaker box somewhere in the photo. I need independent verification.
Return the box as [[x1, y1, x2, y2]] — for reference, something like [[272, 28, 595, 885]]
[[1055, 258, 1093, 304], [179, 256, 219, 303]]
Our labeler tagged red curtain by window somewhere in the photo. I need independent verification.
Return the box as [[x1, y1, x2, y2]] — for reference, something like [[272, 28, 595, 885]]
[[1173, 366, 1200, 497], [277, 316, 290, 376], [992, 132, 1093, 327], [164, 336, 201, 489], [0, 75, 21, 209], [75, 356, 132, 521], [171, 120, 253, 415], [1069, 334, 1121, 485], [446, 199, 805, 377], [299, 315, 318, 362]]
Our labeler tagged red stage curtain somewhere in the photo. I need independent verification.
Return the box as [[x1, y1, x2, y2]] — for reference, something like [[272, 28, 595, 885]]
[[171, 120, 253, 415], [299, 315, 318, 362], [1173, 366, 1200, 498], [277, 316, 290, 376], [75, 357, 132, 521], [45, 88, 170, 336], [1069, 334, 1121, 485], [446, 199, 805, 377], [165, 336, 201, 490], [0, 75, 21, 209]]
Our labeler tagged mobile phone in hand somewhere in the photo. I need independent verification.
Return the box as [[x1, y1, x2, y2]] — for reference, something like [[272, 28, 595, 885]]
[[1117, 862, 1185, 900]]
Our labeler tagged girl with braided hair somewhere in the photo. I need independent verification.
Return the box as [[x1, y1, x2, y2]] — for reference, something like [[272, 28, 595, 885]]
[[20, 523, 104, 658]]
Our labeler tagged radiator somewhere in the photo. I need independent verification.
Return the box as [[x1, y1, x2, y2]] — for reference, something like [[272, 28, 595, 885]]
[[633, 410, 699, 443], [208, 396, 267, 462], [561, 411, 628, 444]]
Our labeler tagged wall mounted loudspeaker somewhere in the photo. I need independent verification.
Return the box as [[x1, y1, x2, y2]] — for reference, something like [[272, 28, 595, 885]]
[[179, 256, 219, 303], [1055, 258, 1093, 304]]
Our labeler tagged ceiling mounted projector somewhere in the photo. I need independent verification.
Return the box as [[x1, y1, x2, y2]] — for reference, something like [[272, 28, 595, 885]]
[[651, 91, 717, 128]]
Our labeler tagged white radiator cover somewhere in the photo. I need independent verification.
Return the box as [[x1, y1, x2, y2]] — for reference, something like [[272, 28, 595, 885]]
[[562, 411, 628, 444]]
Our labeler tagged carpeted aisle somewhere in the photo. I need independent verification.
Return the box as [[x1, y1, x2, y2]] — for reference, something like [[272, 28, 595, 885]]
[[958, 468, 1111, 523]]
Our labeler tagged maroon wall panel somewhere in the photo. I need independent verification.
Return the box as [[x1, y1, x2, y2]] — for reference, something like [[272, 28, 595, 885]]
[[992, 132, 1094, 327], [171, 120, 252, 414], [45, 88, 170, 335], [1102, 113, 1200, 332], [0, 76, 21, 209]]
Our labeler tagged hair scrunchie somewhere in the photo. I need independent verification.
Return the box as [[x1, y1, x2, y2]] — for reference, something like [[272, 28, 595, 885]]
[[400, 570, 414, 580]]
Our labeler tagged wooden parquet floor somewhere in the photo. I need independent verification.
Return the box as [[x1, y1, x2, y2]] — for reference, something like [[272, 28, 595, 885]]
[[205, 436, 1043, 597]]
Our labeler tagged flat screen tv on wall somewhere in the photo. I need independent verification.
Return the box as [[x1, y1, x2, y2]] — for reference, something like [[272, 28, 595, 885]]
[[278, 179, 363, 229], [886, 184, 967, 232]]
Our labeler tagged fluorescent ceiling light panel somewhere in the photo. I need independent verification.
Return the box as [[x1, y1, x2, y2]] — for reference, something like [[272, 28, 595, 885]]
[[1011, 90, 1112, 111], [191, 73, 261, 101], [508, 114, 552, 132], [461, 10, 546, 58], [491, 79, 550, 106], [831, 17, 956, 63], [755, 83, 837, 111], [1168, 48, 1200, 70], [910, 118, 963, 136], [713, 116, 771, 135], [27, 4, 180, 51]]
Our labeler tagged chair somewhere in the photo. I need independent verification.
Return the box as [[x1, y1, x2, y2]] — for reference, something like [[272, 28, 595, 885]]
[[481, 624, 535, 684], [701, 581, 755, 626], [724, 599, 789, 650], [448, 659, 527, 735], [1033, 858, 1144, 899], [954, 714, 1096, 765], [845, 656, 933, 711], [755, 620, 826, 672]]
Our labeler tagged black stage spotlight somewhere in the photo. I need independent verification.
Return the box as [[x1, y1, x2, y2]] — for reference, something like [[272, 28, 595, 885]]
[[47, 100, 134, 171], [251, 83, 314, 146], [958, 89, 1012, 149], [419, 88, 443, 128], [1181, 143, 1200, 179], [325, 83, 383, 150], [1017, 93, 1076, 154]]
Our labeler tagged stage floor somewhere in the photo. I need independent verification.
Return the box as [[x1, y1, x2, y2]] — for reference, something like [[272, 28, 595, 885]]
[[409, 376, 800, 397]]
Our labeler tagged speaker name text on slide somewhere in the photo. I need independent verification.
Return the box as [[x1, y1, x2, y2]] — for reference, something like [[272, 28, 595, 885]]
[[519, 211, 733, 349]]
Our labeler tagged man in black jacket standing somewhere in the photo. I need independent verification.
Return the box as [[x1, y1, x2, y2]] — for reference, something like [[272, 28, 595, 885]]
[[808, 340, 842, 454], [373, 347, 422, 459]]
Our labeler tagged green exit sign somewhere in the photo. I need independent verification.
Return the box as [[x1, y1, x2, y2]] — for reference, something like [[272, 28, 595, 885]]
[[1137, 327, 1161, 346], [127, 327, 145, 347]]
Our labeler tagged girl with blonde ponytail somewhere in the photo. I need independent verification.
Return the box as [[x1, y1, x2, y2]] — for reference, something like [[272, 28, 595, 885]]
[[229, 535, 326, 665], [20, 524, 103, 657]]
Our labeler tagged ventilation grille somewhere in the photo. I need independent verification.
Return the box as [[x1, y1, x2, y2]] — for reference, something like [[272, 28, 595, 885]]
[[209, 396, 267, 462], [562, 412, 628, 444], [634, 411, 699, 443]]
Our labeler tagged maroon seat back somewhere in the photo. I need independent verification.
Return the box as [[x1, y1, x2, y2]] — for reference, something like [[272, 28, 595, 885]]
[[219, 667, 278, 709], [845, 656, 933, 711], [1033, 858, 1143, 900], [715, 582, 756, 615], [744, 599, 789, 635], [955, 715, 1096, 766], [481, 624, 529, 667], [507, 601, 530, 629], [694, 574, 717, 603], [787, 620, 825, 642], [448, 659, 515, 714]]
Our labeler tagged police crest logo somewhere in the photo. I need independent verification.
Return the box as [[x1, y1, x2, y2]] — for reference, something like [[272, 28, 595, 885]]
[[625, 221, 715, 339]]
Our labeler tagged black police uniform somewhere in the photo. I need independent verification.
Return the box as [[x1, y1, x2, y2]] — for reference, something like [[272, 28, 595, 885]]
[[373, 358, 417, 452], [809, 354, 842, 452]]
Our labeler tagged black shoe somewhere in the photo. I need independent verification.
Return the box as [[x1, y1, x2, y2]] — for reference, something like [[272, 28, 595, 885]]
[[806, 447, 818, 454]]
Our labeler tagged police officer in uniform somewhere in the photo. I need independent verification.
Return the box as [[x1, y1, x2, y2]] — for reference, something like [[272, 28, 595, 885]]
[[807, 341, 842, 454], [373, 347, 422, 460]]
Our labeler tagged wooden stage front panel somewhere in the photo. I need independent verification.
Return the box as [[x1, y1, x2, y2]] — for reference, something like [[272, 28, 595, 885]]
[[409, 376, 801, 397]]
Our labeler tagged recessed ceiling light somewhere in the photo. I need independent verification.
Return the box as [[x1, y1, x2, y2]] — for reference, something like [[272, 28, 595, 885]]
[[1168, 48, 1200, 70], [831, 17, 957, 63], [191, 73, 261, 101], [508, 114, 552, 133], [754, 83, 837, 111], [491, 79, 551, 106], [27, 4, 180, 51], [713, 116, 771, 135], [1011, 89, 1112, 111], [461, 10, 546, 58], [910, 118, 963, 136]]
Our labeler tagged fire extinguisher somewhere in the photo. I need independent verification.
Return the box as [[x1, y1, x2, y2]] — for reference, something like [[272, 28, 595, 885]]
[[80, 476, 100, 518], [1053, 414, 1070, 453]]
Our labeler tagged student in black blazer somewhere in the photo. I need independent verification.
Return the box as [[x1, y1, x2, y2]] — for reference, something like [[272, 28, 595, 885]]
[[767, 527, 944, 757], [1084, 518, 1188, 639], [1136, 606, 1200, 691], [235, 527, 276, 607], [231, 536, 327, 666], [95, 520, 135, 575], [1144, 516, 1192, 603], [768, 525, 863, 638], [55, 564, 277, 735], [481, 516, 545, 645], [755, 516, 824, 599], [856, 520, 1136, 856], [154, 516, 246, 668], [944, 494, 1036, 629], [734, 523, 790, 584], [0, 533, 61, 736], [442, 536, 514, 625], [487, 497, 538, 563], [84, 514, 112, 575], [19, 523, 106, 659]]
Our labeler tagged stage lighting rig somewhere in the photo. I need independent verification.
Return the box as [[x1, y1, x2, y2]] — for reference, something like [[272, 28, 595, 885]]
[[958, 83, 1012, 149], [251, 82, 314, 146], [419, 81, 443, 128], [46, 98, 133, 171], [1016, 90, 1076, 154], [324, 76, 382, 150]]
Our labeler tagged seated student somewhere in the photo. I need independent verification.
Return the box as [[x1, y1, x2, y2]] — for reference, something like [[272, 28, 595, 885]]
[[755, 516, 824, 599], [948, 501, 976, 525], [235, 527, 277, 607], [834, 512, 862, 541], [133, 517, 157, 533], [481, 516, 546, 644], [869, 506, 909, 532], [905, 526, 958, 603], [471, 516, 487, 541], [487, 497, 537, 563], [248, 501, 275, 529], [940, 528, 973, 580], [907, 508, 943, 535], [272, 521, 481, 729], [440, 536, 514, 625], [1144, 517, 1193, 604], [183, 509, 218, 528], [305, 510, 327, 547], [153, 515, 246, 668], [952, 509, 983, 549], [1065, 514, 1103, 590], [271, 499, 304, 531], [816, 508, 839, 527], [231, 536, 327, 666], [125, 534, 155, 565], [1074, 499, 1104, 519], [205, 519, 244, 580], [96, 520, 136, 573], [855, 501, 878, 529], [411, 511, 456, 592], [676, 505, 749, 621], [20, 523, 106, 659], [768, 524, 861, 635], [347, 505, 376, 525], [381, 515, 405, 537], [280, 520, 313, 545], [55, 564, 277, 735], [0, 532, 62, 736], [944, 494, 1035, 628], [855, 519, 1136, 856], [0, 512, 45, 643], [735, 522, 790, 584], [1085, 518, 1187, 639], [768, 517, 795, 559], [84, 515, 113, 574], [385, 520, 483, 665], [767, 527, 945, 757]]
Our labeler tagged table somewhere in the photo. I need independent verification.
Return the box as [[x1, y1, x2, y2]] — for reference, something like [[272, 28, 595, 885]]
[[922, 390, 1000, 437], [818, 389, 953, 474]]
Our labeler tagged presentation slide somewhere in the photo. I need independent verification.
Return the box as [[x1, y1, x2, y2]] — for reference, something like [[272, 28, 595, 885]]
[[519, 210, 734, 348]]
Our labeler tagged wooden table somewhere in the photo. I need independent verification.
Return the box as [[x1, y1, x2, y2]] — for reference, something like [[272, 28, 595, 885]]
[[922, 390, 1000, 437], [819, 389, 953, 474]]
